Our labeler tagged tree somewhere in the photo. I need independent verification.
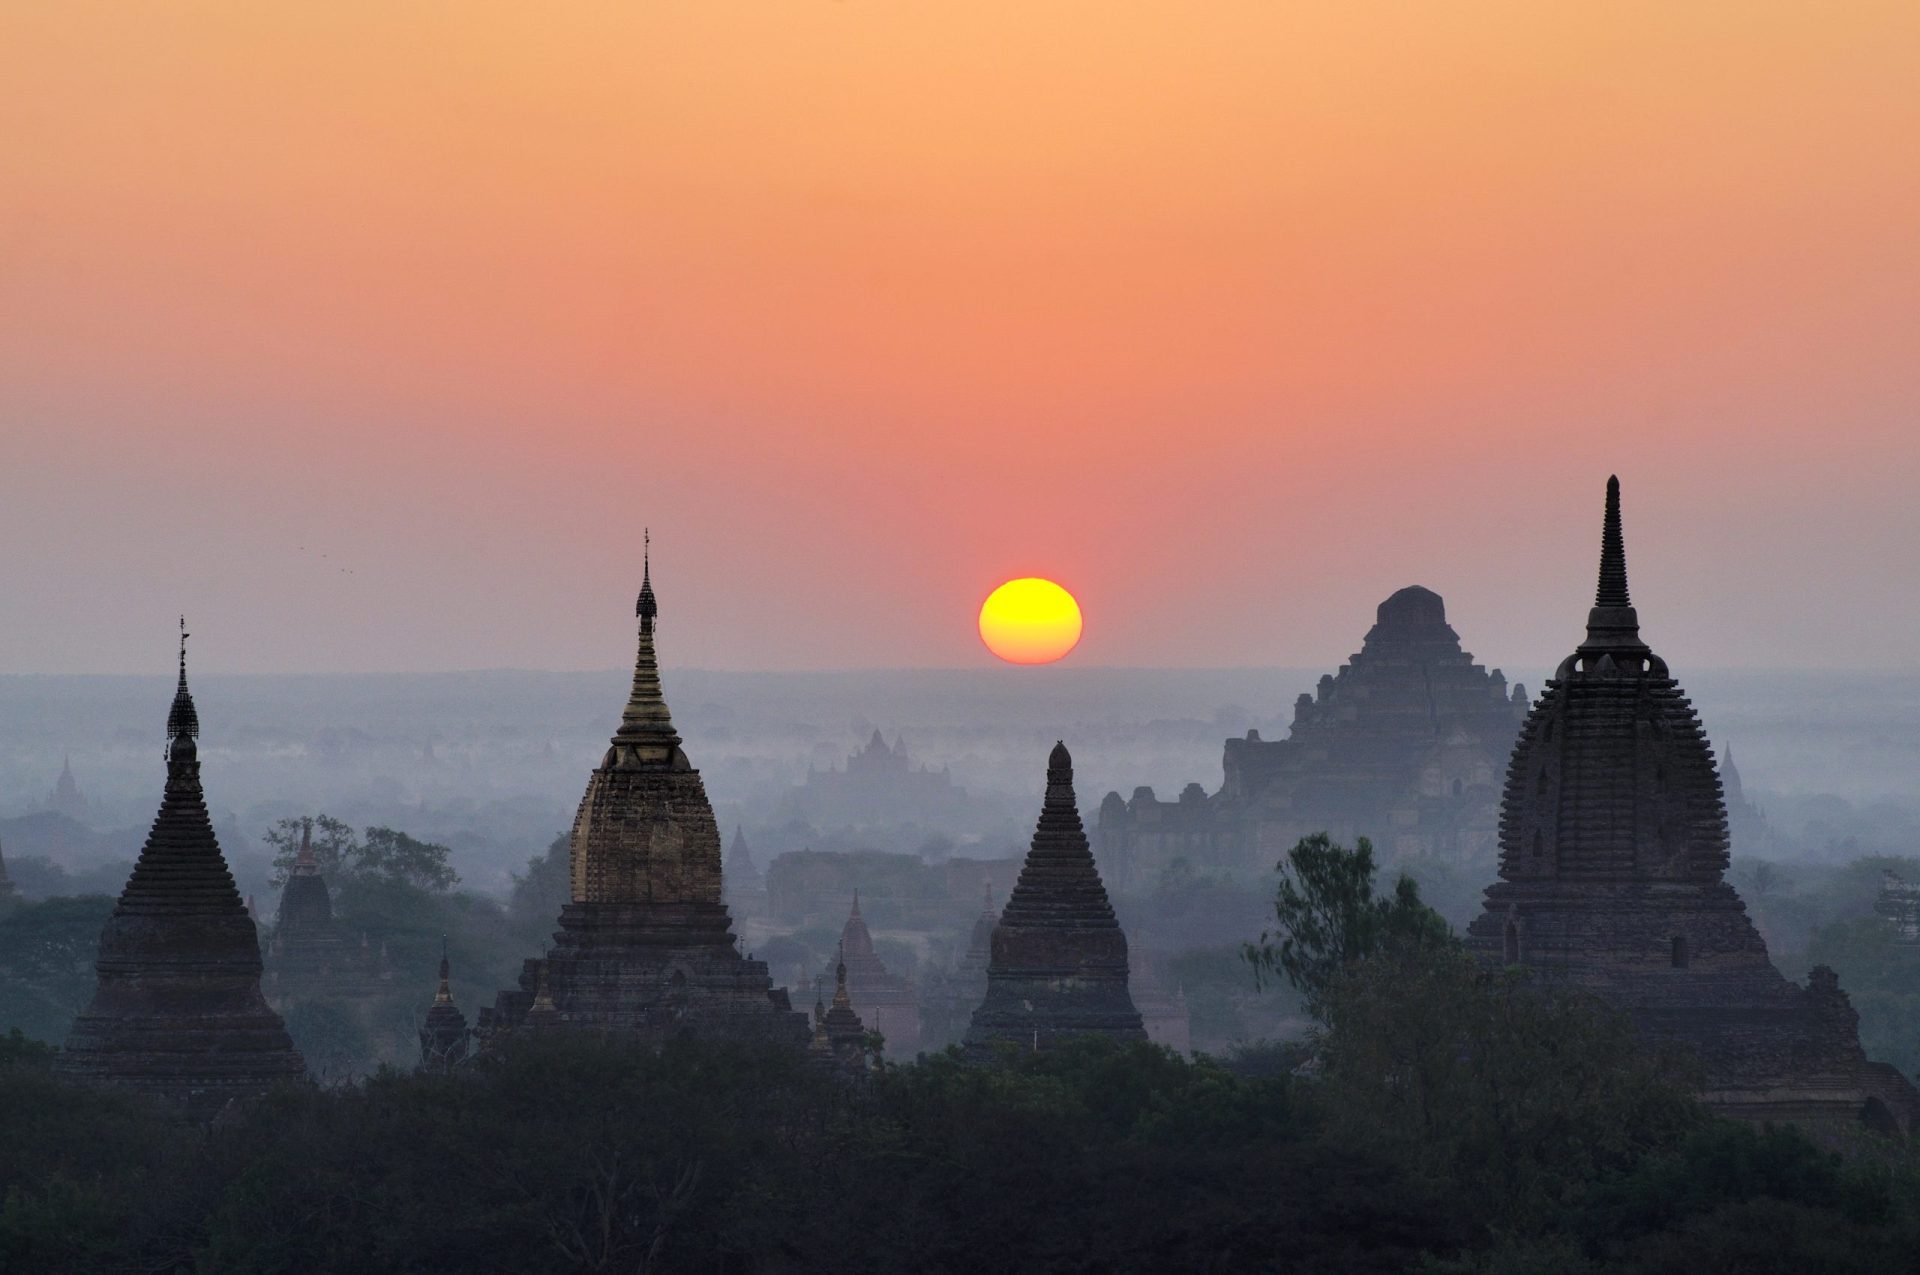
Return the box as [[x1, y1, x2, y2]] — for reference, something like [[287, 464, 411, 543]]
[[356, 827, 458, 893], [262, 815, 360, 887], [1243, 834, 1450, 1009]]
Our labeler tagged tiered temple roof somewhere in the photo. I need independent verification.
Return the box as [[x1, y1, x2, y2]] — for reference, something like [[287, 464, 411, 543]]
[[965, 743, 1145, 1056], [476, 546, 806, 1047], [1466, 478, 1918, 1135], [58, 626, 304, 1120], [1098, 586, 1526, 886], [264, 822, 385, 1002], [816, 893, 918, 1057]]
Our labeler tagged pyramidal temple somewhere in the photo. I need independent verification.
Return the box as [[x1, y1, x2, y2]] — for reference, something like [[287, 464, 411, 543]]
[[476, 548, 807, 1046], [1466, 479, 1918, 1135], [58, 625, 304, 1121], [965, 742, 1146, 1056]]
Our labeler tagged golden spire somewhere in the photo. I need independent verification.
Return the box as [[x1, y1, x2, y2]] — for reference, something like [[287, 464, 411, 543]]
[[608, 531, 686, 769]]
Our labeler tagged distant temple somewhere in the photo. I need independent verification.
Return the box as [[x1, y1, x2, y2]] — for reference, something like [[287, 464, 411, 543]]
[[784, 730, 972, 830], [809, 950, 872, 1073], [919, 889, 997, 1051], [473, 548, 807, 1048], [1098, 586, 1527, 887], [723, 826, 767, 918], [1720, 746, 1776, 857], [418, 949, 470, 1071], [1877, 871, 1920, 944], [58, 626, 304, 1120], [1465, 478, 1918, 1136], [965, 743, 1147, 1057], [263, 821, 388, 1003], [1131, 959, 1192, 1055], [814, 893, 919, 1058], [45, 754, 89, 823]]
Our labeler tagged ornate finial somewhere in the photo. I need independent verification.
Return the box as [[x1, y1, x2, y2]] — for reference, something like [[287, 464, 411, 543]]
[[165, 616, 200, 745], [1596, 476, 1631, 609], [293, 819, 318, 875], [435, 939, 453, 1004], [636, 529, 657, 623]]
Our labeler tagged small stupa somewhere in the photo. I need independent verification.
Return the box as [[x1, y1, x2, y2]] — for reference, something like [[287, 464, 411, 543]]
[[964, 742, 1146, 1056]]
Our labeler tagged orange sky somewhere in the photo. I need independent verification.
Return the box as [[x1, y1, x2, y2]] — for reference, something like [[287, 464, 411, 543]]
[[4, 3, 1918, 674]]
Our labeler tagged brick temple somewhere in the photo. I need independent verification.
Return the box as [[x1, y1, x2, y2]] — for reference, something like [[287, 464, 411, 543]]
[[1466, 478, 1918, 1135], [1097, 586, 1527, 888], [263, 821, 387, 1003], [475, 548, 807, 1047], [965, 742, 1146, 1057], [58, 628, 305, 1120], [814, 893, 919, 1058]]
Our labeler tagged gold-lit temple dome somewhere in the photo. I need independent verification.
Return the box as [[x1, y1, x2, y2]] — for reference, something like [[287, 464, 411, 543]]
[[474, 546, 809, 1050]]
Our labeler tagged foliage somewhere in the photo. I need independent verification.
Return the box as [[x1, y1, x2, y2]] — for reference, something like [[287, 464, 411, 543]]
[[0, 894, 116, 1046], [1315, 942, 1706, 1231], [262, 815, 457, 892], [1243, 833, 1451, 1008], [0, 1030, 1915, 1272]]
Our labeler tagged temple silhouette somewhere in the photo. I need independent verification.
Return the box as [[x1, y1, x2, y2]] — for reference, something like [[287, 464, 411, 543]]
[[57, 626, 304, 1121], [1465, 478, 1918, 1135], [965, 742, 1146, 1056], [1097, 586, 1527, 888]]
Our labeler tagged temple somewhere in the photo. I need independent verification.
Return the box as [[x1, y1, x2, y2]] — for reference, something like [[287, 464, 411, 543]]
[[965, 743, 1146, 1056], [58, 625, 305, 1121], [263, 821, 387, 1002], [784, 730, 972, 831], [1878, 872, 1920, 944], [1097, 586, 1526, 887], [815, 893, 919, 1057], [723, 826, 767, 919], [1465, 479, 1918, 1136], [809, 947, 872, 1073], [919, 888, 997, 1050], [475, 547, 807, 1048], [418, 949, 471, 1071], [45, 753, 89, 823]]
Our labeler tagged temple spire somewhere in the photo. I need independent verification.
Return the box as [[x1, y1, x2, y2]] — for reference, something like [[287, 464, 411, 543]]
[[292, 820, 319, 877], [166, 617, 199, 750], [1596, 475, 1631, 608], [610, 535, 685, 768], [1579, 477, 1649, 659]]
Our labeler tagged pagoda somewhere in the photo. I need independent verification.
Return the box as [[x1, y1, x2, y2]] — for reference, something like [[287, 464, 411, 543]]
[[809, 946, 872, 1073], [58, 624, 304, 1121], [264, 821, 385, 1002], [1466, 478, 1918, 1135], [723, 826, 767, 919], [417, 949, 471, 1071], [476, 544, 807, 1047], [918, 888, 998, 1051], [815, 893, 919, 1057], [965, 743, 1146, 1057]]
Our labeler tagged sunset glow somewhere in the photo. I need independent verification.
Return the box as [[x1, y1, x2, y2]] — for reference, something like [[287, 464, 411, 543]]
[[979, 579, 1083, 665]]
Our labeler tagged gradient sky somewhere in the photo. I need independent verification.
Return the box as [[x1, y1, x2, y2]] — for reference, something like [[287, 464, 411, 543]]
[[5, 3, 1918, 676]]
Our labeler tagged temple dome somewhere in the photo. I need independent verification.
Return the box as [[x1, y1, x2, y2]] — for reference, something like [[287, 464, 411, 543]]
[[1376, 585, 1446, 626]]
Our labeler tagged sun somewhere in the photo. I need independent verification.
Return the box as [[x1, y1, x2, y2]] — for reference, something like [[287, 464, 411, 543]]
[[978, 578, 1083, 665]]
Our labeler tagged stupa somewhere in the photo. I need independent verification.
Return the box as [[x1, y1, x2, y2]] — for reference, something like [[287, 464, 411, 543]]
[[964, 743, 1146, 1056], [1465, 478, 1918, 1135], [417, 948, 471, 1071], [58, 624, 304, 1120], [476, 544, 807, 1047], [263, 821, 385, 1002], [815, 892, 919, 1057]]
